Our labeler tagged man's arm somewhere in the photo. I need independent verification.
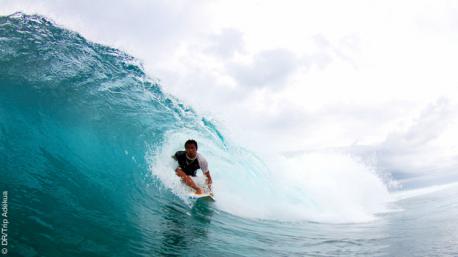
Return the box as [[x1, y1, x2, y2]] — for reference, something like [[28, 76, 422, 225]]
[[204, 170, 212, 192], [176, 167, 203, 194], [197, 154, 212, 191]]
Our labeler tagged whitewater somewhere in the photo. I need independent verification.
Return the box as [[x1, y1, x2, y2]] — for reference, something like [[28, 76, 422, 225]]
[[1, 13, 457, 257]]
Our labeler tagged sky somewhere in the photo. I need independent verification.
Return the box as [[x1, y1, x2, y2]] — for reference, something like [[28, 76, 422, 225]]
[[2, 0, 458, 179]]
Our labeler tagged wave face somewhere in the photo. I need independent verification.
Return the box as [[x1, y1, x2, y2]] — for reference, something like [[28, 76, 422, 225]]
[[0, 12, 427, 257]]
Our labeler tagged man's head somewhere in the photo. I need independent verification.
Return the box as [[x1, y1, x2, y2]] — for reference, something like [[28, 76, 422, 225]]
[[184, 139, 198, 159]]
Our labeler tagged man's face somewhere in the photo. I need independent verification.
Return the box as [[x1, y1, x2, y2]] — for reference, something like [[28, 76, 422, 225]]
[[185, 144, 197, 158]]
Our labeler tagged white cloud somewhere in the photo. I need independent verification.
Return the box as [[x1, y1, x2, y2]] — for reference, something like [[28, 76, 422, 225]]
[[205, 28, 245, 58], [227, 48, 299, 88], [376, 98, 458, 173]]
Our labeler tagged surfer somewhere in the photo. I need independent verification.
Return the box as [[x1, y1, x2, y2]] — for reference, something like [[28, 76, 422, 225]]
[[172, 139, 213, 195]]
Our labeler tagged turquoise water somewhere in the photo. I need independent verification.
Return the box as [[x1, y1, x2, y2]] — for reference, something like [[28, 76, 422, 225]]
[[1, 13, 457, 257]]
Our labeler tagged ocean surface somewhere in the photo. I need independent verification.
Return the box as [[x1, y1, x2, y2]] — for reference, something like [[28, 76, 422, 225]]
[[1, 13, 457, 257]]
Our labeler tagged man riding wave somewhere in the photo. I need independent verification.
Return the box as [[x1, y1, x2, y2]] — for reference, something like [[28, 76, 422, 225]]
[[172, 139, 213, 195]]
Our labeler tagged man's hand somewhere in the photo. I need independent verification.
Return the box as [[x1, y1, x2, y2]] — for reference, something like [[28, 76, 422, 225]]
[[195, 187, 204, 195]]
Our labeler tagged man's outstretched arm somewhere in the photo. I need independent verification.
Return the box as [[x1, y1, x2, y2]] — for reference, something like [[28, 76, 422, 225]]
[[176, 168, 203, 194]]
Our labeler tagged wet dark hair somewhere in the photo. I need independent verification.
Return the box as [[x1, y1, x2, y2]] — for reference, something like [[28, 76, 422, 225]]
[[184, 139, 198, 149]]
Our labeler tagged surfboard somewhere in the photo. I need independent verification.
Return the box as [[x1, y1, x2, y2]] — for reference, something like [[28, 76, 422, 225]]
[[188, 192, 215, 202]]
